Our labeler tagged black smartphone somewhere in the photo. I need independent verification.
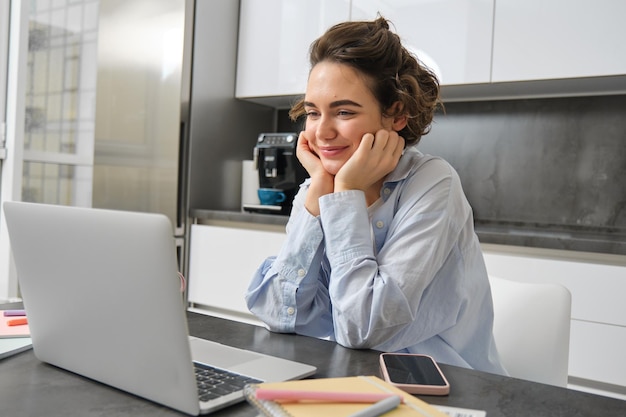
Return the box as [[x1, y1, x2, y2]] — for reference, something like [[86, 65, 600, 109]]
[[379, 353, 450, 395]]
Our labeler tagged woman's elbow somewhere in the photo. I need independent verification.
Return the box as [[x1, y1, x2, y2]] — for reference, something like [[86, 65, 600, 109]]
[[333, 318, 409, 350], [334, 326, 380, 349]]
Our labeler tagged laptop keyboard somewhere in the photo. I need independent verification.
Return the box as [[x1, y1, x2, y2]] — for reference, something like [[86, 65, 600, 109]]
[[194, 362, 263, 402]]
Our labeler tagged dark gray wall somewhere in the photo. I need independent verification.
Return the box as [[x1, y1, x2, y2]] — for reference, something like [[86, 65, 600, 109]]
[[187, 0, 274, 212], [418, 95, 626, 255]]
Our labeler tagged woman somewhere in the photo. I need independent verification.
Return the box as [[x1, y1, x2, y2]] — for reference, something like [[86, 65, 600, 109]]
[[245, 17, 506, 375]]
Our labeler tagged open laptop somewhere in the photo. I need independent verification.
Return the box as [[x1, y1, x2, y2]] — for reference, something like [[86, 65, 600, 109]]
[[2, 201, 316, 415]]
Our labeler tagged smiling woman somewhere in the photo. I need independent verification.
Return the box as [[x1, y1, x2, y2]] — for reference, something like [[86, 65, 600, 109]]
[[245, 17, 508, 376], [297, 61, 406, 209]]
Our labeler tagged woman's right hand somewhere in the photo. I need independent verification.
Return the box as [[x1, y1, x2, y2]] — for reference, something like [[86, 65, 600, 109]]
[[296, 132, 324, 177], [296, 132, 334, 216]]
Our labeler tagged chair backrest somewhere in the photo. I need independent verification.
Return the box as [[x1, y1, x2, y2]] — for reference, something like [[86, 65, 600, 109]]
[[489, 275, 572, 387]]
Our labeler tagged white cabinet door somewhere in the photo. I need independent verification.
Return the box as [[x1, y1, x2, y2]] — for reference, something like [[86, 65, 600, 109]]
[[351, 0, 494, 85], [482, 247, 626, 387], [187, 224, 286, 322], [483, 250, 626, 327], [492, 0, 626, 82], [235, 0, 350, 99], [570, 320, 626, 387]]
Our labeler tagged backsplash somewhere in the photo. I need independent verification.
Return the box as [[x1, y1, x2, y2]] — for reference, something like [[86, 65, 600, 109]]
[[419, 95, 626, 255], [278, 94, 626, 255]]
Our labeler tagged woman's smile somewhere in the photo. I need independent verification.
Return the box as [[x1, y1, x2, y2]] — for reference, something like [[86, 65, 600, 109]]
[[317, 145, 351, 158], [303, 61, 390, 176]]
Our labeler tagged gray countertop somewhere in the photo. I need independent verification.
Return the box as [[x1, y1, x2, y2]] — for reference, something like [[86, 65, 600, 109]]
[[191, 209, 626, 256], [2, 307, 624, 416], [191, 209, 288, 227]]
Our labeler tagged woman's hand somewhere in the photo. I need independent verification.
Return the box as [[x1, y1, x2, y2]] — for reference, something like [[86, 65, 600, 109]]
[[296, 132, 325, 179], [334, 129, 404, 193], [296, 132, 334, 216]]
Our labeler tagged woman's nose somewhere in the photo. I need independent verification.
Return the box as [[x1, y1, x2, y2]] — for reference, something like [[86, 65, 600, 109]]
[[313, 115, 336, 141]]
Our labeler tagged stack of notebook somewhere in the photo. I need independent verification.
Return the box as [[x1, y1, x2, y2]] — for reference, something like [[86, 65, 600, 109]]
[[243, 376, 487, 417], [244, 376, 446, 417], [0, 309, 32, 360]]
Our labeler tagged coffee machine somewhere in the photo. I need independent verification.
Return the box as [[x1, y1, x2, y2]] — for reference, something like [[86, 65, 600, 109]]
[[243, 133, 307, 215]]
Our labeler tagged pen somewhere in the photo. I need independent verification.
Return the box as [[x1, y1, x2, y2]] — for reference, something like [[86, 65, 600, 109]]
[[255, 388, 402, 403], [7, 317, 28, 326], [347, 395, 402, 417], [3, 309, 26, 316]]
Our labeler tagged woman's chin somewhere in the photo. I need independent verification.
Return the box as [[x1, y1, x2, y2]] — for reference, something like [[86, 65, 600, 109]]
[[321, 161, 343, 176]]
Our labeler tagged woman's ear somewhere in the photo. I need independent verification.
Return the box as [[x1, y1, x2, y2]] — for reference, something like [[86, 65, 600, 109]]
[[392, 113, 407, 131], [387, 101, 408, 131]]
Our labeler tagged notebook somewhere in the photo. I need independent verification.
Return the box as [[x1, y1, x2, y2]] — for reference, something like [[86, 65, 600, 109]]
[[2, 201, 316, 415], [243, 375, 448, 417], [0, 311, 30, 338]]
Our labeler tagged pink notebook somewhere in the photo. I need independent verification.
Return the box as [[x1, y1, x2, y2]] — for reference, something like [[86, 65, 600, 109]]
[[0, 311, 31, 338]]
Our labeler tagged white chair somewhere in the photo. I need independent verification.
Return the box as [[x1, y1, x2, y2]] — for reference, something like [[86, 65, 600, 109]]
[[489, 275, 572, 387]]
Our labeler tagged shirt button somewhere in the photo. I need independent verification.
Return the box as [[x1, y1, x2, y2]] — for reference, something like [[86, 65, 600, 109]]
[[287, 307, 295, 315], [376, 220, 384, 229], [297, 269, 306, 277], [383, 187, 391, 195]]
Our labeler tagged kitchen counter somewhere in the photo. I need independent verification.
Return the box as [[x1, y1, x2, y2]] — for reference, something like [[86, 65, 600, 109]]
[[190, 209, 626, 256], [2, 307, 624, 416], [191, 209, 288, 227]]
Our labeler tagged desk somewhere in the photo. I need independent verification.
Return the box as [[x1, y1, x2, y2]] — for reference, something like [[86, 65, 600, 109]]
[[0, 310, 624, 416]]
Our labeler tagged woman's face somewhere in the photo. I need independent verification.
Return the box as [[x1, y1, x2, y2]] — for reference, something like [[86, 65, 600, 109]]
[[303, 61, 394, 176]]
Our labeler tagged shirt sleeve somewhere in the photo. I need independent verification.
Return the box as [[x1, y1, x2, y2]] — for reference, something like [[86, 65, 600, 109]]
[[246, 158, 474, 352], [245, 182, 335, 339], [319, 159, 469, 350]]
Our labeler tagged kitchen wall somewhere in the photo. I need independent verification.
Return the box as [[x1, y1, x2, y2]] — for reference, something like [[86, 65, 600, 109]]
[[421, 94, 626, 256], [278, 94, 626, 256]]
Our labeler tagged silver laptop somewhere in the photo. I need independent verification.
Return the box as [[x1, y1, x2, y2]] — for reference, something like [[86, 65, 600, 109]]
[[2, 201, 316, 415]]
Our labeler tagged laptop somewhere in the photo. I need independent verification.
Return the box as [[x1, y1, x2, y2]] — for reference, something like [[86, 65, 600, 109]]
[[2, 201, 316, 415]]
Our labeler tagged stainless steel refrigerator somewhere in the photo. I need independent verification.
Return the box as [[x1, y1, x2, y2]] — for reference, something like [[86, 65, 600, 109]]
[[91, 0, 274, 277], [92, 0, 192, 266]]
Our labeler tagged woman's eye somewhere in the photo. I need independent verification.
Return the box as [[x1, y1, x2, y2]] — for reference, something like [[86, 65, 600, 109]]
[[305, 111, 319, 118], [337, 110, 354, 117]]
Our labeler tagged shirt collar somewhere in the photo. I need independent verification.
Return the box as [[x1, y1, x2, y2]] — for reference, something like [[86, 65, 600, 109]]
[[384, 146, 423, 184], [376, 146, 423, 202]]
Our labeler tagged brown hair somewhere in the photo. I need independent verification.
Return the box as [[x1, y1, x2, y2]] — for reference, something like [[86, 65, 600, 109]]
[[289, 17, 441, 147]]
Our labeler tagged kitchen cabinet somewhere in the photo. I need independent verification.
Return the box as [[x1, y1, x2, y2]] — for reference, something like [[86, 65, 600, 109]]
[[483, 246, 626, 388], [187, 222, 286, 324], [236, 0, 492, 103], [351, 0, 494, 86], [236, 1, 626, 103], [235, 0, 350, 102], [492, 0, 626, 82], [569, 321, 626, 388]]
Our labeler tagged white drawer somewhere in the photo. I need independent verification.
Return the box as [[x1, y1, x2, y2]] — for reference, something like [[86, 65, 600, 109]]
[[187, 224, 286, 319], [569, 320, 626, 387], [483, 250, 626, 326]]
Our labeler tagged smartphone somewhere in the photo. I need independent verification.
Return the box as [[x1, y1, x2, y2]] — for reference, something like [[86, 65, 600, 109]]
[[379, 353, 450, 395]]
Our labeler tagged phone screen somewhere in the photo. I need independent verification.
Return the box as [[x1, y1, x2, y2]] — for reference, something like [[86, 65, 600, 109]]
[[382, 354, 447, 386]]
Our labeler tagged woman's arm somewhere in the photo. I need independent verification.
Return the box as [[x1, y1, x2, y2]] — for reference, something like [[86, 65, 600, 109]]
[[321, 158, 470, 350], [245, 184, 335, 339]]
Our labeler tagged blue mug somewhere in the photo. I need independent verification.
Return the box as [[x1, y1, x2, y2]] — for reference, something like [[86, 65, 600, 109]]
[[258, 188, 286, 206]]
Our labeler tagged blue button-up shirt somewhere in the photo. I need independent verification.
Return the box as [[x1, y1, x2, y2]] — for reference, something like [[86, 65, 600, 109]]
[[245, 147, 507, 375]]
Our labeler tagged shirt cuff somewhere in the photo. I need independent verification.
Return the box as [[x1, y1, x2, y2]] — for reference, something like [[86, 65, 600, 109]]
[[319, 190, 373, 266]]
